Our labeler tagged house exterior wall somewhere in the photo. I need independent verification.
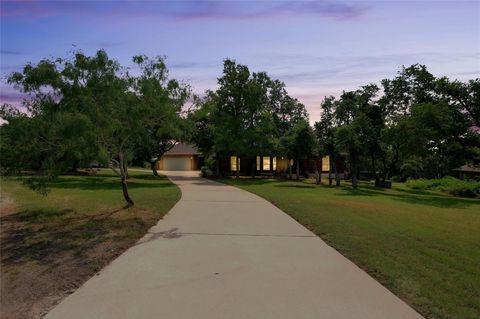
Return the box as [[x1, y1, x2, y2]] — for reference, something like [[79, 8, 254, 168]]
[[218, 154, 346, 177]]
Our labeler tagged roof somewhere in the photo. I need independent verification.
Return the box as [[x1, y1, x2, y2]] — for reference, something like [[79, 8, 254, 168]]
[[164, 143, 200, 156], [453, 164, 480, 173]]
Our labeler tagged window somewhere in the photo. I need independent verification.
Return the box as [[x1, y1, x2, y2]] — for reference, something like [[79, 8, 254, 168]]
[[256, 156, 261, 170], [263, 156, 270, 170], [231, 156, 240, 171], [272, 157, 277, 170], [322, 156, 330, 172]]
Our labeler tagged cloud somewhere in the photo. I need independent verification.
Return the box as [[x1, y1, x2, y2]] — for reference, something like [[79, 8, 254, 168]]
[[0, 50, 22, 55], [170, 61, 218, 69], [1, 1, 368, 21]]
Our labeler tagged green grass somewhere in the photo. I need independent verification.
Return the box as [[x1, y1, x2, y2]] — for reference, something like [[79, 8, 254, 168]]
[[0, 169, 181, 318], [0, 169, 181, 262], [219, 178, 480, 319]]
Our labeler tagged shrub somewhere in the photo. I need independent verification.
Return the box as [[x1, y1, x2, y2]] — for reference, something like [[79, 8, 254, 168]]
[[200, 166, 213, 178], [391, 175, 404, 182], [406, 176, 480, 198]]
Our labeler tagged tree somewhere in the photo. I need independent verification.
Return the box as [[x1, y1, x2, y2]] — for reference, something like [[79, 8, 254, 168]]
[[379, 64, 436, 118], [315, 96, 340, 185], [282, 119, 316, 180], [187, 93, 218, 174], [212, 59, 276, 178], [131, 55, 189, 176], [334, 86, 379, 188], [436, 78, 480, 127], [3, 50, 183, 206]]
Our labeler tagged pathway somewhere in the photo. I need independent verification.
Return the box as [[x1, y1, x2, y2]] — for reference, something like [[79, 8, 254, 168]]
[[46, 171, 423, 319]]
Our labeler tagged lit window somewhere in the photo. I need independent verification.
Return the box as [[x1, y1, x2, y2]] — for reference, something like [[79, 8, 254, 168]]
[[256, 156, 261, 170], [272, 157, 277, 170], [263, 156, 270, 170], [322, 156, 330, 171], [231, 156, 240, 171]]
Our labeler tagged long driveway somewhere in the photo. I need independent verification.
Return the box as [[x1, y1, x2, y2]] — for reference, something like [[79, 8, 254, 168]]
[[46, 171, 423, 319]]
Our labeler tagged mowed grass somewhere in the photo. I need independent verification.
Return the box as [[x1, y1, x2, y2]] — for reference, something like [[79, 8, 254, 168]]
[[219, 178, 480, 319], [0, 169, 180, 318]]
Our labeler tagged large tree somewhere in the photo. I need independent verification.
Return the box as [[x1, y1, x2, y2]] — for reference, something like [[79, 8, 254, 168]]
[[314, 96, 340, 185], [282, 119, 316, 180], [2, 50, 187, 206], [334, 86, 379, 188], [212, 59, 276, 178], [131, 55, 189, 176]]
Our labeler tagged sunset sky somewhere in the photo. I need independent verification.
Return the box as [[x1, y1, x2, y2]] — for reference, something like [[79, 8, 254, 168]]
[[1, 0, 479, 121]]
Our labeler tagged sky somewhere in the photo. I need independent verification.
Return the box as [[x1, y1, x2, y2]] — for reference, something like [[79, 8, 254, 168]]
[[1, 0, 480, 122]]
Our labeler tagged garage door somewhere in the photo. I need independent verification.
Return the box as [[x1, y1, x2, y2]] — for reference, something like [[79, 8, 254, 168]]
[[163, 156, 191, 171]]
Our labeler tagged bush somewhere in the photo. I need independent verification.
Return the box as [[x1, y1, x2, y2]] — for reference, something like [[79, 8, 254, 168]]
[[406, 176, 480, 198], [391, 175, 404, 182], [200, 166, 213, 178]]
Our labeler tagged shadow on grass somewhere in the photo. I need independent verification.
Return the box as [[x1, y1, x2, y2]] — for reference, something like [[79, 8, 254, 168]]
[[275, 184, 316, 189], [0, 208, 149, 265], [334, 185, 480, 209], [45, 176, 175, 191], [223, 178, 480, 209]]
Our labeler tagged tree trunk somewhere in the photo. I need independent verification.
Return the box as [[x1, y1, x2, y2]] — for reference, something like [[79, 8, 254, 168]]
[[289, 159, 292, 180], [296, 158, 300, 180], [121, 176, 134, 206], [70, 159, 80, 173], [328, 156, 333, 185], [119, 153, 134, 206], [371, 152, 379, 186], [251, 158, 255, 179], [314, 160, 320, 185], [216, 157, 220, 176], [236, 156, 240, 179], [351, 153, 358, 188], [380, 154, 388, 182], [150, 160, 159, 176], [333, 159, 340, 186]]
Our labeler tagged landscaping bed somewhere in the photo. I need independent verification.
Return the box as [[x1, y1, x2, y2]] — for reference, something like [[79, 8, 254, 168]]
[[0, 170, 180, 319]]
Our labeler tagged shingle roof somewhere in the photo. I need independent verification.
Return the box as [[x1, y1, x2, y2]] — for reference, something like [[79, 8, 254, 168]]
[[164, 143, 200, 155], [453, 164, 480, 173]]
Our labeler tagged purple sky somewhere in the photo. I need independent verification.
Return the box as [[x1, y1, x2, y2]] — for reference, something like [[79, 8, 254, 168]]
[[1, 0, 479, 122]]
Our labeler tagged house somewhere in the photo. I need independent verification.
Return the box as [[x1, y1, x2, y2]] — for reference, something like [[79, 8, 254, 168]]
[[156, 143, 202, 171], [218, 154, 345, 178], [452, 164, 480, 179]]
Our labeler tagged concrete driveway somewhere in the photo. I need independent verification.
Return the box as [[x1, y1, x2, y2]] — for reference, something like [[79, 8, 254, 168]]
[[46, 171, 423, 319]]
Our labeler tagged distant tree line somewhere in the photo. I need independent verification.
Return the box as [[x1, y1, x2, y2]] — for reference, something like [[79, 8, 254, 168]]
[[189, 62, 480, 188], [315, 65, 480, 187], [1, 50, 479, 205]]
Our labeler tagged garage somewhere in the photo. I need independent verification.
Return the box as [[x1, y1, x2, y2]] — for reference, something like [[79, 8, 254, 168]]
[[156, 143, 201, 171], [162, 156, 192, 171]]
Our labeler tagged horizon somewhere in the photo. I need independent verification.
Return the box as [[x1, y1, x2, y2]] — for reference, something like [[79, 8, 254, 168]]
[[1, 0, 479, 122]]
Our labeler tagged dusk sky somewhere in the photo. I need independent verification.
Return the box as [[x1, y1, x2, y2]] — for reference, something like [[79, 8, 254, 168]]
[[1, 0, 479, 121]]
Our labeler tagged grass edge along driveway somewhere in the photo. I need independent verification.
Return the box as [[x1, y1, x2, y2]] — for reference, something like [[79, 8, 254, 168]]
[[0, 169, 180, 319], [219, 177, 480, 319]]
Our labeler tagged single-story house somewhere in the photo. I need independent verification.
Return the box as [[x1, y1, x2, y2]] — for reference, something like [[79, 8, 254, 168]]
[[452, 164, 480, 179], [218, 154, 345, 177], [156, 143, 202, 171]]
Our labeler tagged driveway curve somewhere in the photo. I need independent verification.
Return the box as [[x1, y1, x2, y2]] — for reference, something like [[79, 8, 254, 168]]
[[46, 171, 423, 319]]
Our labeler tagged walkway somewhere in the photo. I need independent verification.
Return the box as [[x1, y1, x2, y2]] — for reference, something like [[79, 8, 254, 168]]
[[46, 171, 423, 319]]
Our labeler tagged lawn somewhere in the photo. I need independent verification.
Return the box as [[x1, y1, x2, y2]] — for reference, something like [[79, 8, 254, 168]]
[[0, 169, 180, 319], [219, 178, 480, 319]]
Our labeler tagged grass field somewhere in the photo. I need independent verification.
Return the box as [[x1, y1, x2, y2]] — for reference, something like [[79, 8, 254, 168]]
[[0, 169, 180, 319], [219, 178, 480, 319]]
